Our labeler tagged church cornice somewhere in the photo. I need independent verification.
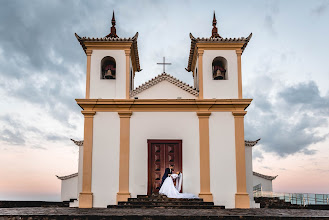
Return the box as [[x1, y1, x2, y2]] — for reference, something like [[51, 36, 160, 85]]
[[75, 98, 252, 112]]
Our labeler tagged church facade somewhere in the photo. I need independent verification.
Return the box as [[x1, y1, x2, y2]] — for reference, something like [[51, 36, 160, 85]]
[[73, 12, 253, 209]]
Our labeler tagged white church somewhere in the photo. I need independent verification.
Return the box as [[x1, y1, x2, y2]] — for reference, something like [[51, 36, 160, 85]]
[[57, 12, 277, 209]]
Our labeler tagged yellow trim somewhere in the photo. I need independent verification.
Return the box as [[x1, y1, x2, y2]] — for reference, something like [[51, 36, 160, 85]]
[[125, 49, 131, 99], [117, 111, 132, 203], [197, 49, 204, 99], [232, 111, 250, 208], [236, 49, 243, 99], [79, 110, 96, 208], [196, 42, 245, 50], [197, 112, 213, 202], [84, 42, 132, 50], [85, 50, 93, 99], [76, 99, 252, 113]]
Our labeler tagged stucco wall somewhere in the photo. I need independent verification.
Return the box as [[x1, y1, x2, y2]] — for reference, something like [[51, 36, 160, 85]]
[[202, 50, 238, 99], [130, 112, 200, 198], [209, 112, 236, 208], [91, 112, 120, 207], [133, 81, 196, 99], [88, 111, 239, 208], [77, 145, 83, 198], [90, 50, 126, 99], [245, 146, 254, 205], [253, 175, 273, 192], [61, 176, 78, 201]]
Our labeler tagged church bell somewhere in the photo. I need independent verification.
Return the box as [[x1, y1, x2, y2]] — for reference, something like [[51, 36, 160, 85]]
[[104, 69, 115, 79], [213, 68, 225, 80]]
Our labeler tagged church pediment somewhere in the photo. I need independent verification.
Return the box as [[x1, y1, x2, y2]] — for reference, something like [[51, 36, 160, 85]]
[[130, 73, 199, 99]]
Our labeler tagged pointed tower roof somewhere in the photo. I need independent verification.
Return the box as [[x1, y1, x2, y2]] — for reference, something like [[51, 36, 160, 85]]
[[75, 11, 141, 72], [106, 11, 118, 38], [211, 11, 221, 38], [185, 12, 252, 72]]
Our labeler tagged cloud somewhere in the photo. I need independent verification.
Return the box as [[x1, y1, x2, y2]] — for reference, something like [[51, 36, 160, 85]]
[[0, 115, 31, 146], [263, 1, 280, 35], [0, 114, 71, 147], [0, 129, 25, 145], [311, 1, 329, 15], [245, 78, 329, 157], [279, 81, 329, 115]]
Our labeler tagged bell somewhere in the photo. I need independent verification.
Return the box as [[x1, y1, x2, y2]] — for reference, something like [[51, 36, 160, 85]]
[[104, 69, 114, 79], [214, 69, 225, 80]]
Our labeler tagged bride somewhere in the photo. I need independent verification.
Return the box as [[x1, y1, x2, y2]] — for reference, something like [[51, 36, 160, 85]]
[[159, 172, 198, 199]]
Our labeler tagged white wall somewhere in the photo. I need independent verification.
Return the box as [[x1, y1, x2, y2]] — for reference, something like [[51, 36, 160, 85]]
[[253, 175, 273, 192], [245, 146, 255, 206], [133, 81, 196, 99], [202, 50, 238, 99], [209, 112, 237, 208], [90, 50, 126, 99], [77, 145, 83, 199], [89, 111, 239, 208], [91, 112, 120, 207], [61, 176, 78, 201], [130, 112, 200, 198]]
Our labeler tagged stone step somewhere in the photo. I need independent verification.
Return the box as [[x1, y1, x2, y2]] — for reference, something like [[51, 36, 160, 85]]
[[118, 201, 215, 206], [107, 204, 225, 209], [133, 196, 203, 202]]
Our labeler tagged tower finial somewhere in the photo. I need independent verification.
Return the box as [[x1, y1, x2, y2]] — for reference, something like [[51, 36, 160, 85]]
[[112, 11, 116, 26], [106, 10, 118, 38], [211, 11, 221, 38]]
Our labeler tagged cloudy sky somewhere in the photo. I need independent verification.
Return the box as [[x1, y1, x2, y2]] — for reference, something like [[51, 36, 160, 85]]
[[0, 0, 328, 201]]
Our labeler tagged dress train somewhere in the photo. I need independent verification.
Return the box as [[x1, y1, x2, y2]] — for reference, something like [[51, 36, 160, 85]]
[[159, 173, 198, 199]]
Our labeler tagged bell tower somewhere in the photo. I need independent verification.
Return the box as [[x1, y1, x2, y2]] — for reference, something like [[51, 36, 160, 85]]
[[75, 11, 141, 99], [186, 12, 252, 99]]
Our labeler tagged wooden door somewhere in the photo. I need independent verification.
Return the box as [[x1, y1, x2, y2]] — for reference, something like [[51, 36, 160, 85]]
[[147, 140, 182, 195]]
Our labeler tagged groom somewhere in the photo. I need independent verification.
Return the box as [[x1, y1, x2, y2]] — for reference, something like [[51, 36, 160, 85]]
[[161, 165, 174, 187]]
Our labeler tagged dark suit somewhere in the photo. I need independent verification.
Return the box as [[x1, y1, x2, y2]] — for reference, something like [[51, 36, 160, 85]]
[[161, 168, 172, 186]]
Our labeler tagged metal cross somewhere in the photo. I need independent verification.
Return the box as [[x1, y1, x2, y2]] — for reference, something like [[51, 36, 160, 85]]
[[157, 57, 171, 73]]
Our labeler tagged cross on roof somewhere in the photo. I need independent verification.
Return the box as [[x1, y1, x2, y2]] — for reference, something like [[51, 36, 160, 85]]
[[157, 57, 171, 73]]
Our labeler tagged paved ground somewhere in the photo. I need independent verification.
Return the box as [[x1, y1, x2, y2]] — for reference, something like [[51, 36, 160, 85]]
[[1, 207, 329, 219]]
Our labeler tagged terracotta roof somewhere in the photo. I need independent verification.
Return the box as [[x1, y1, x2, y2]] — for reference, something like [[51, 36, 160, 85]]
[[130, 73, 199, 97], [245, 139, 261, 147], [56, 173, 78, 180], [253, 171, 278, 181], [71, 139, 83, 147], [186, 33, 252, 72], [75, 32, 141, 72]]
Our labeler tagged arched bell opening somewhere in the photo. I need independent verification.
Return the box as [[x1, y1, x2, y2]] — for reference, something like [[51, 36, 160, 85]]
[[101, 56, 116, 79], [212, 57, 227, 80]]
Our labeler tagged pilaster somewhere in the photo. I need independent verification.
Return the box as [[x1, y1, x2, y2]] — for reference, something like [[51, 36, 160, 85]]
[[236, 49, 243, 99], [85, 49, 93, 99], [117, 111, 132, 202], [79, 110, 96, 208], [197, 49, 204, 99], [125, 49, 131, 99], [232, 111, 250, 208], [197, 111, 213, 202]]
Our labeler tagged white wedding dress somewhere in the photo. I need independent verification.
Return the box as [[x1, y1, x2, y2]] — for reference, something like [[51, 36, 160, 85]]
[[159, 173, 198, 199]]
